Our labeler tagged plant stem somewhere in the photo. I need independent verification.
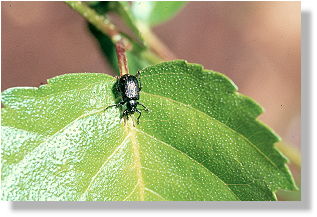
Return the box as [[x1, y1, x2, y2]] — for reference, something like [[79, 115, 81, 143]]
[[140, 49, 163, 65], [66, 1, 130, 75], [66, 1, 165, 74], [66, 1, 127, 46], [115, 40, 129, 76], [138, 23, 177, 61]]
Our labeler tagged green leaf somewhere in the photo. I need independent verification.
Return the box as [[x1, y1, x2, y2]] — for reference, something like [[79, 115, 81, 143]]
[[1, 60, 296, 201], [131, 1, 186, 26]]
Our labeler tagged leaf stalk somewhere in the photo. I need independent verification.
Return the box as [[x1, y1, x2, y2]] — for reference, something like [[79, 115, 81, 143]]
[[66, 1, 169, 74], [66, 1, 131, 75]]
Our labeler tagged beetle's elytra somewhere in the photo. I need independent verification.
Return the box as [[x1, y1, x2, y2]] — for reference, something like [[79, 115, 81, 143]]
[[106, 71, 148, 124]]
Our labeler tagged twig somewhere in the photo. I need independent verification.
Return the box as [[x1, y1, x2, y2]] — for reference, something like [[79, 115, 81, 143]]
[[115, 40, 129, 76], [66, 1, 130, 75], [138, 23, 177, 61], [66, 1, 166, 74]]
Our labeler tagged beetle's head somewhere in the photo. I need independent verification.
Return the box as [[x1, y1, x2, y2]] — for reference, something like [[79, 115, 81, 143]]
[[127, 100, 137, 112]]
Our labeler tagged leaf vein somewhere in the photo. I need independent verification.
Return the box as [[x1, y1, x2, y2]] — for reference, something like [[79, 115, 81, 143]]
[[79, 133, 129, 200], [141, 91, 280, 171], [144, 187, 167, 201], [122, 183, 139, 201], [134, 128, 240, 200]]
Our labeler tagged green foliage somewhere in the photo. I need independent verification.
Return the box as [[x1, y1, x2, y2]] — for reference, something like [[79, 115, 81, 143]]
[[1, 61, 296, 201], [131, 1, 186, 26]]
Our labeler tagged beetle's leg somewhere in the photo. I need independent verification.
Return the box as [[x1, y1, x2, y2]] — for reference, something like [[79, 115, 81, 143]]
[[137, 71, 142, 90], [137, 102, 149, 112], [123, 109, 129, 117], [118, 101, 126, 107], [123, 109, 133, 125], [136, 109, 142, 124], [136, 70, 141, 79], [105, 101, 125, 110], [105, 104, 117, 110], [121, 109, 128, 125]]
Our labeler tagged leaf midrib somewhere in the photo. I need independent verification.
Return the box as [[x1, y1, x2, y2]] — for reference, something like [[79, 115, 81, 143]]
[[127, 123, 145, 200]]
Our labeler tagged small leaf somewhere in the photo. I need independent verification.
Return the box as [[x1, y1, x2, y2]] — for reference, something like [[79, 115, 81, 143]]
[[131, 1, 186, 26], [1, 60, 296, 201]]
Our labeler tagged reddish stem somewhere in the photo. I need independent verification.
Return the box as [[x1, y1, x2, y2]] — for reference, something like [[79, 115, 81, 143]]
[[115, 40, 129, 76], [66, 2, 131, 76]]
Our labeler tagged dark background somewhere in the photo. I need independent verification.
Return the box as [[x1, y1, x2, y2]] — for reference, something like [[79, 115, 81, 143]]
[[1, 1, 300, 200]]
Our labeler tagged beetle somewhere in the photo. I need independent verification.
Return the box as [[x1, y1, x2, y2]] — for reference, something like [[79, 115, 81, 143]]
[[106, 71, 149, 124]]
